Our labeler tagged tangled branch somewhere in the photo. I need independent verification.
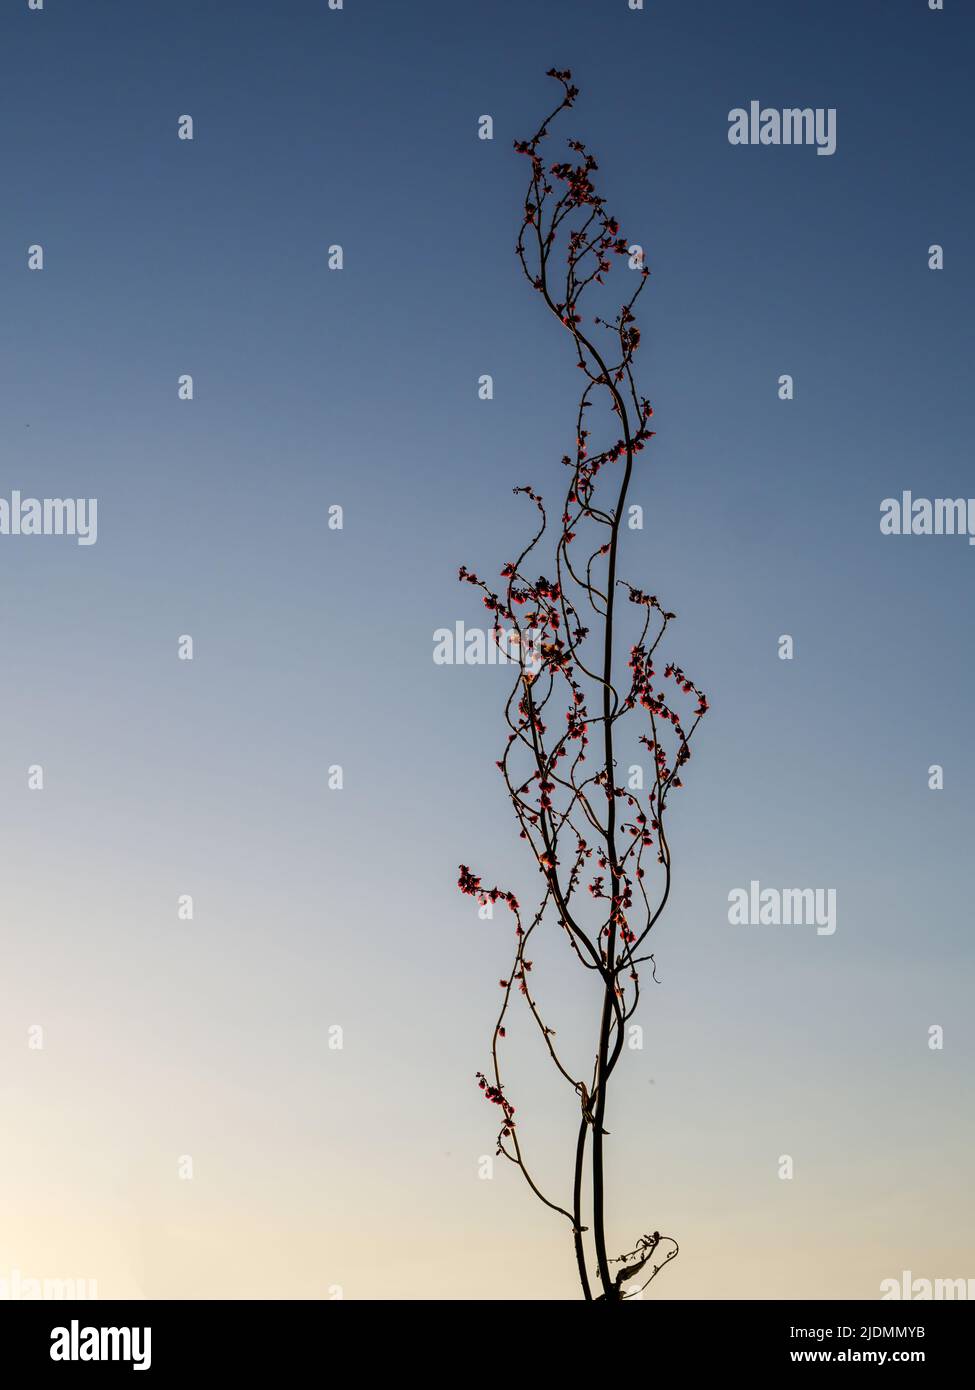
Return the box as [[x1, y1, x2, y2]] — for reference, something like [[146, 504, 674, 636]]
[[457, 69, 709, 1301]]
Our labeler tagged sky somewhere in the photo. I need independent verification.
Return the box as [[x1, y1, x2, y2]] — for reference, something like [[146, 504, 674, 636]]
[[0, 0, 972, 1300]]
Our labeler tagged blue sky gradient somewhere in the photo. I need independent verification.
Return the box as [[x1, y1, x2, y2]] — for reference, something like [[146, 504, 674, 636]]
[[0, 0, 971, 1298]]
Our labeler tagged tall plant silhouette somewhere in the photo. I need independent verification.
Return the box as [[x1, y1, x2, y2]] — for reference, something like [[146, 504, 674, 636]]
[[458, 69, 708, 1301]]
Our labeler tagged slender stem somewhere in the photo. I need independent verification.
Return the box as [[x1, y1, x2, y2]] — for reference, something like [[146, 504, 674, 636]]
[[590, 987, 617, 1296], [581, 330, 637, 1300], [572, 1119, 593, 1300]]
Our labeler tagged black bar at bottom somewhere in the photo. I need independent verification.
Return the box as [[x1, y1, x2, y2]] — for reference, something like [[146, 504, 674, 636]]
[[1, 1297, 972, 1377]]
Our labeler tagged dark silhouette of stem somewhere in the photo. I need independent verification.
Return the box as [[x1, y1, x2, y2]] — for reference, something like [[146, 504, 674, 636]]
[[458, 68, 708, 1301]]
